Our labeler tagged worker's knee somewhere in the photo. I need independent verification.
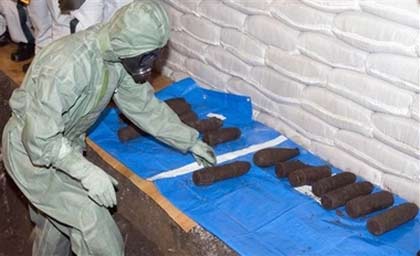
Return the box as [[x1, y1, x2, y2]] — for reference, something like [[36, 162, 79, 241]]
[[76, 202, 124, 256]]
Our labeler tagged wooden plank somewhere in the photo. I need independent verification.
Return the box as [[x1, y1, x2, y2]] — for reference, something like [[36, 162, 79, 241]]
[[86, 138, 198, 232]]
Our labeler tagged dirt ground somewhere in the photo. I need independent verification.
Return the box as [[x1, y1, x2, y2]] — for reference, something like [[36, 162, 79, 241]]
[[0, 162, 33, 256], [0, 161, 164, 256]]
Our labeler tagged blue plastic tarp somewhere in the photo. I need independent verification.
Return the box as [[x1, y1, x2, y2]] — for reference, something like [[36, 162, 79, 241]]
[[88, 78, 420, 255]]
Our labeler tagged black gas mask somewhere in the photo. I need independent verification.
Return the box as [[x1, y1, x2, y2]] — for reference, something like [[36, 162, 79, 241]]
[[120, 48, 161, 84]]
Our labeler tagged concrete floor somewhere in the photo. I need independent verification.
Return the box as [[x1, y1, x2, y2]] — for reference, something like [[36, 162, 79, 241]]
[[0, 44, 28, 84]]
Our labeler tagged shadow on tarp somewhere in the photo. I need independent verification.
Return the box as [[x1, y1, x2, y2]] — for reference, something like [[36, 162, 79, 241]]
[[89, 78, 420, 256]]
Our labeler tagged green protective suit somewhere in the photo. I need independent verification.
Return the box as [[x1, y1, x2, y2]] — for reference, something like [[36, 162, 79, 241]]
[[2, 1, 215, 255]]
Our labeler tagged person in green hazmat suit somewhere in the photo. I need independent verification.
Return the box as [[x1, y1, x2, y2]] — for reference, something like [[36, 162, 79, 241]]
[[1, 1, 216, 255]]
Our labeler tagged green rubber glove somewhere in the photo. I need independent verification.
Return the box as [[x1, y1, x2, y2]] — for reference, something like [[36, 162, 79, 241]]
[[80, 166, 119, 208], [190, 140, 217, 167]]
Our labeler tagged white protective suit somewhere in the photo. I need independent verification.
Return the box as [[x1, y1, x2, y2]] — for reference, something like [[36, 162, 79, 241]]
[[0, 0, 32, 43], [27, 0, 105, 51]]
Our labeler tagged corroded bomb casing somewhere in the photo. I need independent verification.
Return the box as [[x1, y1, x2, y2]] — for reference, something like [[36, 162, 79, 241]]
[[288, 166, 331, 187], [321, 182, 374, 210], [312, 172, 357, 197], [191, 117, 223, 133], [193, 161, 251, 186], [179, 111, 199, 124], [165, 98, 191, 115], [253, 148, 300, 167], [367, 203, 418, 236], [118, 125, 144, 142], [346, 191, 394, 218], [275, 160, 309, 178], [203, 128, 241, 146]]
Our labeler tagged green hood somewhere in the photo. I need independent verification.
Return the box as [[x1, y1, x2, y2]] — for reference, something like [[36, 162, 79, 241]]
[[99, 0, 170, 60]]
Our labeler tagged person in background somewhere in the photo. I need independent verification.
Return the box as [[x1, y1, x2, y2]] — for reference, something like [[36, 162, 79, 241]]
[[0, 0, 35, 61], [2, 1, 216, 255], [21, 0, 104, 72], [0, 14, 9, 46]]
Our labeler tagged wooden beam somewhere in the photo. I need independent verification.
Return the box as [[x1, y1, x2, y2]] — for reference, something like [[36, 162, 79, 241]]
[[86, 138, 198, 232]]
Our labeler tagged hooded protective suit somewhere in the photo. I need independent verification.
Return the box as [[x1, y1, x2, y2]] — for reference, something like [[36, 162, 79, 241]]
[[2, 1, 215, 255]]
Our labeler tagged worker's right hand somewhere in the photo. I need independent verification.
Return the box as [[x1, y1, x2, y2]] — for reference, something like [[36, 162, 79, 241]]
[[190, 140, 217, 167], [80, 166, 119, 208]]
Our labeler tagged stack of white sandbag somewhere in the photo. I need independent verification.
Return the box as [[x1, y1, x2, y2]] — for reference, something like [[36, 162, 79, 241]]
[[158, 0, 420, 206]]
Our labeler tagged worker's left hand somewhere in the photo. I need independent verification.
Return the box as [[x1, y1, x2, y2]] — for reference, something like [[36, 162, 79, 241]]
[[190, 140, 216, 167]]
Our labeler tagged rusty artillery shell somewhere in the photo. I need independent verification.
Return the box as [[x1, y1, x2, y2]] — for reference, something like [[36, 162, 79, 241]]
[[165, 98, 191, 115], [312, 172, 357, 197], [275, 160, 310, 178], [253, 148, 300, 167], [118, 125, 145, 142], [179, 111, 199, 124], [288, 166, 331, 187], [345, 191, 394, 218], [190, 117, 223, 133], [321, 182, 374, 209], [367, 203, 418, 235], [193, 161, 251, 186], [203, 127, 241, 146]]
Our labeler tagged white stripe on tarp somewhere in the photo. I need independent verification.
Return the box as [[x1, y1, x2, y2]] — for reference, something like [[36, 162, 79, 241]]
[[148, 135, 288, 181]]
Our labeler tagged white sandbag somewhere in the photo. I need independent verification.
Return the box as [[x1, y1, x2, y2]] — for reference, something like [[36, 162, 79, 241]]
[[164, 0, 201, 14], [220, 28, 266, 66], [276, 104, 338, 145], [327, 69, 414, 117], [411, 94, 420, 121], [256, 111, 312, 149], [311, 142, 384, 186], [366, 54, 420, 93], [228, 77, 279, 115], [222, 0, 273, 15], [180, 14, 221, 45], [171, 71, 189, 82], [302, 87, 373, 136], [195, 77, 219, 90], [204, 46, 252, 79], [333, 12, 418, 57], [301, 0, 359, 13], [161, 1, 183, 31], [382, 174, 420, 206], [160, 66, 173, 79], [298, 32, 368, 72], [228, 77, 260, 97], [164, 48, 187, 72], [247, 67, 305, 104], [371, 113, 420, 158], [335, 130, 420, 182], [266, 46, 331, 86], [359, 0, 420, 29], [271, 1, 335, 36], [185, 59, 231, 90], [169, 31, 208, 62], [198, 0, 247, 30], [246, 16, 300, 51]]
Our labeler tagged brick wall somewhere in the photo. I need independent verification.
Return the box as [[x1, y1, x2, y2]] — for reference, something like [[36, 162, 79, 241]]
[[158, 0, 420, 205]]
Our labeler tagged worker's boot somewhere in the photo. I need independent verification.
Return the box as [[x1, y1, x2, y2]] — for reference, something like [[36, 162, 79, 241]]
[[0, 32, 9, 47], [10, 42, 35, 62]]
